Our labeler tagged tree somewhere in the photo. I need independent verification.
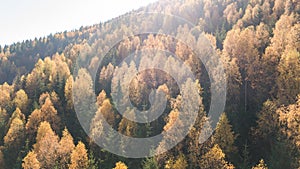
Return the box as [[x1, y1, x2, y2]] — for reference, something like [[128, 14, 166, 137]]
[[113, 161, 128, 169], [33, 121, 59, 169], [252, 100, 279, 157], [73, 68, 95, 131], [252, 159, 268, 169], [0, 149, 5, 169], [278, 96, 300, 148], [200, 144, 234, 169], [58, 128, 75, 169], [22, 151, 40, 169], [171, 154, 188, 169], [64, 76, 74, 112], [0, 83, 13, 112], [13, 89, 29, 115], [0, 107, 8, 139], [276, 49, 300, 105], [3, 108, 26, 167], [214, 113, 237, 155], [69, 141, 89, 169], [26, 98, 61, 143], [142, 157, 159, 169], [96, 90, 107, 107]]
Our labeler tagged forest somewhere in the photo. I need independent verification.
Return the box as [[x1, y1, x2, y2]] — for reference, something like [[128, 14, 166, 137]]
[[0, 0, 299, 168]]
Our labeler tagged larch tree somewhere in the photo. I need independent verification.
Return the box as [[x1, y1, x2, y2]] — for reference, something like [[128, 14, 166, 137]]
[[13, 89, 29, 115], [278, 96, 300, 148], [73, 68, 96, 131], [113, 161, 128, 169], [64, 76, 74, 112], [200, 144, 234, 169], [96, 90, 107, 108], [58, 128, 75, 169], [26, 98, 61, 143], [276, 49, 300, 105], [33, 121, 59, 169], [252, 159, 268, 169], [22, 151, 40, 169], [0, 83, 13, 110], [3, 108, 26, 166], [69, 141, 89, 169]]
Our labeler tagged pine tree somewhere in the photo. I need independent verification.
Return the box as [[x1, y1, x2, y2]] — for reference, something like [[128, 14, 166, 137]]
[[22, 151, 40, 169], [214, 113, 237, 155], [142, 157, 159, 169]]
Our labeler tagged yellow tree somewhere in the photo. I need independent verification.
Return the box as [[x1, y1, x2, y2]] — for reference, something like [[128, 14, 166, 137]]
[[64, 76, 74, 112], [22, 151, 40, 169], [276, 49, 300, 105], [167, 154, 188, 169], [113, 161, 128, 169], [26, 98, 61, 143], [96, 90, 107, 108], [13, 89, 29, 115], [33, 121, 59, 169], [4, 108, 26, 166], [200, 144, 234, 169], [69, 141, 89, 169], [58, 128, 75, 169], [252, 159, 268, 169]]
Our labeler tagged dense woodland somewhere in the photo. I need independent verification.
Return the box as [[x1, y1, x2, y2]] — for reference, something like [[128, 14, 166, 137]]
[[0, 0, 299, 168]]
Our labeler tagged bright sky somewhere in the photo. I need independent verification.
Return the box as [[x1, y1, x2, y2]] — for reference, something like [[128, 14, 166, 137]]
[[0, 0, 157, 46]]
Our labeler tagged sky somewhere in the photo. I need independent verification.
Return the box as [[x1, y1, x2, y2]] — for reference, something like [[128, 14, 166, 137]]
[[0, 0, 157, 46]]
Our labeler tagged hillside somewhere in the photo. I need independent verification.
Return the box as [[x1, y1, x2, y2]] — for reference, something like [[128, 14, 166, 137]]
[[0, 0, 299, 168]]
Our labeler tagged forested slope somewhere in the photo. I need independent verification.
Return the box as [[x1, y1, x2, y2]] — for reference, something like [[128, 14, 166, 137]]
[[0, 0, 299, 168]]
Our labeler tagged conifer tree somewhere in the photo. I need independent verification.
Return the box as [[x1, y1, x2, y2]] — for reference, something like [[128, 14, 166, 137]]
[[252, 159, 268, 169], [22, 151, 40, 169], [214, 113, 237, 154], [33, 121, 59, 169], [200, 144, 234, 169], [58, 128, 75, 169], [113, 161, 128, 169], [69, 141, 89, 169]]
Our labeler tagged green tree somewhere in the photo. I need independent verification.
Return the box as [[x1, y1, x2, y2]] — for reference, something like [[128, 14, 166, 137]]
[[214, 113, 237, 155], [142, 157, 159, 169]]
